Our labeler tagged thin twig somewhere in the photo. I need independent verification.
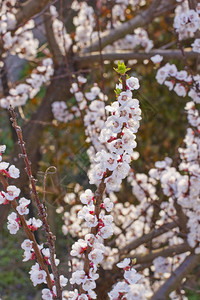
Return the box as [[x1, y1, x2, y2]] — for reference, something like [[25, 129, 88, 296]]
[[9, 106, 62, 300], [43, 166, 57, 206]]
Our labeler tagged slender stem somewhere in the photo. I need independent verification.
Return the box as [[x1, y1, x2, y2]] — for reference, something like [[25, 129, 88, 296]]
[[9, 107, 62, 300]]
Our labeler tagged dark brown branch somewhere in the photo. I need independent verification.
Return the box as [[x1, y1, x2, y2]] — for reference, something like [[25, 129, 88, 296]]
[[151, 253, 200, 300], [188, 0, 198, 10], [154, 0, 177, 17], [43, 7, 64, 67], [0, 60, 9, 96], [174, 200, 188, 234], [15, 0, 50, 28]]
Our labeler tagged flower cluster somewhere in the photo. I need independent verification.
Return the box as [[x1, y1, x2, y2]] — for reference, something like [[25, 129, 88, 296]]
[[177, 103, 200, 253], [0, 144, 70, 299], [3, 20, 39, 60], [152, 254, 188, 282], [112, 0, 147, 22], [0, 58, 54, 108], [0, 148, 29, 237], [151, 54, 163, 65], [50, 6, 72, 54], [0, 0, 16, 34], [7, 212, 20, 234], [52, 77, 104, 124], [0, 145, 20, 207], [156, 62, 200, 103], [52, 75, 112, 184], [52, 101, 76, 123], [108, 258, 147, 299], [0, 0, 40, 60], [105, 28, 153, 53], [192, 38, 200, 53], [174, 6, 200, 40], [146, 96, 200, 255], [68, 188, 114, 299], [72, 1, 95, 49], [89, 75, 141, 192], [0, 147, 42, 236]]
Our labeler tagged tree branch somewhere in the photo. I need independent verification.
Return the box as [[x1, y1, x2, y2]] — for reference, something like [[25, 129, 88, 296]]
[[83, 0, 177, 53], [43, 7, 64, 68], [151, 253, 200, 300], [9, 107, 62, 299], [83, 179, 106, 275], [188, 0, 198, 10], [119, 222, 177, 254], [75, 49, 197, 66], [128, 243, 191, 264], [15, 0, 50, 28]]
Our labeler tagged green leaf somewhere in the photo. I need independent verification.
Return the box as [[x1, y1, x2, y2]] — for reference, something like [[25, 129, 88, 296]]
[[114, 88, 122, 95], [114, 61, 131, 75]]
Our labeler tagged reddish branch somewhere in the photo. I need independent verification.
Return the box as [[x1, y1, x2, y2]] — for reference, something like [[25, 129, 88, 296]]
[[0, 173, 53, 290], [83, 179, 106, 275], [9, 107, 62, 300]]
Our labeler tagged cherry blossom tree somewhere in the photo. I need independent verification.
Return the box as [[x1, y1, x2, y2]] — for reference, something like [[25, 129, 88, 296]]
[[0, 0, 200, 299]]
